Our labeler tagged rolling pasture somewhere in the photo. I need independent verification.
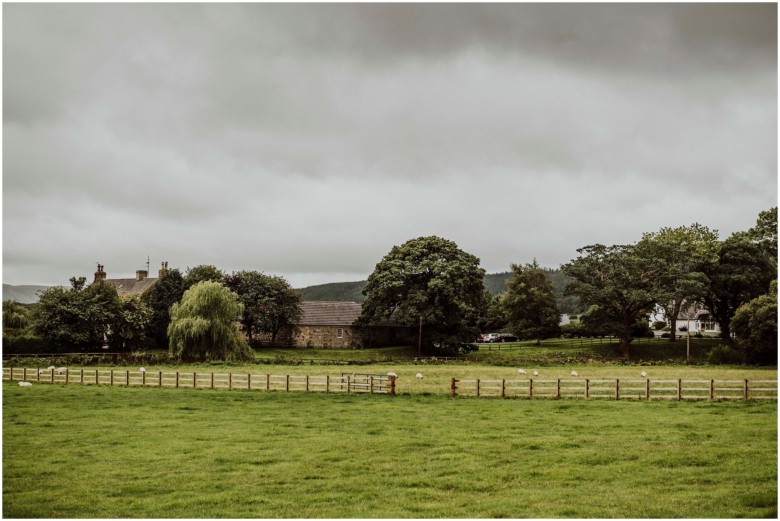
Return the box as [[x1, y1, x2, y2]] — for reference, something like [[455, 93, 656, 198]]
[[3, 376, 777, 518]]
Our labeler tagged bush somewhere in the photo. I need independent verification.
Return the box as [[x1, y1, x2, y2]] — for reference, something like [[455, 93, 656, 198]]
[[2, 334, 67, 354], [661, 333, 671, 338], [707, 345, 746, 365], [651, 320, 667, 330]]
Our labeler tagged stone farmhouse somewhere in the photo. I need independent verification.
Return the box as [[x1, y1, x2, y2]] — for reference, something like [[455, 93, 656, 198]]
[[93, 264, 413, 349]]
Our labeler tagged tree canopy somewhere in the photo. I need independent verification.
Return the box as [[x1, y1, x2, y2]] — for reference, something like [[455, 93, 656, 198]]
[[167, 281, 254, 362], [503, 260, 561, 344], [225, 271, 302, 344], [562, 244, 661, 359], [142, 268, 187, 347], [184, 265, 226, 288], [358, 236, 486, 352], [732, 280, 777, 365]]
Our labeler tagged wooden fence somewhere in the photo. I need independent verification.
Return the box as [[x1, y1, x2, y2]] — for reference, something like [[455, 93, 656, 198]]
[[451, 377, 777, 400], [3, 368, 396, 396]]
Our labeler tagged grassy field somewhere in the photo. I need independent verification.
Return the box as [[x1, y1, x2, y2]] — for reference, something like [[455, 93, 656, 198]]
[[3, 382, 777, 518]]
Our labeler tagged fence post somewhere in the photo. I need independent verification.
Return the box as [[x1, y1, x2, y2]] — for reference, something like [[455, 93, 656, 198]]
[[389, 375, 396, 396], [369, 376, 373, 394], [709, 379, 714, 401], [285, 374, 289, 392], [193, 372, 197, 388], [80, 368, 84, 383], [347, 375, 351, 394], [585, 378, 589, 399], [110, 370, 114, 386], [159, 371, 162, 387], [646, 378, 650, 400], [266, 374, 270, 391], [50, 368, 54, 384], [677, 379, 682, 401], [229, 373, 233, 390], [96, 369, 99, 385], [744, 379, 749, 400], [125, 370, 129, 386], [501, 379, 505, 398], [615, 379, 619, 400], [65, 369, 69, 385], [9, 368, 13, 382], [556, 378, 561, 399], [248, 373, 251, 390], [529, 378, 533, 399], [326, 375, 330, 394], [450, 377, 457, 397], [211, 373, 214, 389], [23, 368, 27, 381], [175, 371, 179, 388], [476, 378, 480, 397], [142, 370, 146, 387]]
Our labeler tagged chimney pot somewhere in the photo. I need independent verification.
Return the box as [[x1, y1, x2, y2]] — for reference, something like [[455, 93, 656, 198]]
[[136, 270, 148, 281]]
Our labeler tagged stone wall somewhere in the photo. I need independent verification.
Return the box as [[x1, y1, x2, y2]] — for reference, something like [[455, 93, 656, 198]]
[[293, 325, 360, 349]]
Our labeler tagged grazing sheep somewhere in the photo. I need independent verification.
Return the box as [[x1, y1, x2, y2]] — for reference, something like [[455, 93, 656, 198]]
[[47, 365, 55, 371], [570, 371, 578, 377], [18, 381, 32, 387], [140, 367, 146, 373], [415, 373, 423, 379], [533, 370, 539, 376], [640, 371, 647, 378], [56, 367, 67, 374], [517, 369, 527, 375], [387, 371, 398, 378]]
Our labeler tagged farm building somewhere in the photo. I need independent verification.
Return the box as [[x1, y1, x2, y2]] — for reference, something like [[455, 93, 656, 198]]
[[649, 305, 721, 335], [258, 301, 416, 349], [92, 262, 168, 297]]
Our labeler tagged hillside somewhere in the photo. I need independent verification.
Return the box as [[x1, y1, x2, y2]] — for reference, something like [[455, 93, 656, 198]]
[[298, 270, 585, 314], [3, 285, 52, 304]]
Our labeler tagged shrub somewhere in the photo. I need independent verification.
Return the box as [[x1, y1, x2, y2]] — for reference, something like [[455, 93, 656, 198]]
[[651, 320, 667, 330], [661, 333, 671, 338], [707, 345, 745, 365]]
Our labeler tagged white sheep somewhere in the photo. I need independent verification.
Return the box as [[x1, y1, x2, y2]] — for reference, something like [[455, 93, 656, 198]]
[[517, 369, 527, 375], [387, 371, 398, 378], [533, 370, 539, 377], [140, 367, 146, 373], [570, 371, 578, 377], [18, 381, 32, 387], [415, 373, 423, 379], [56, 367, 67, 374], [640, 371, 647, 378]]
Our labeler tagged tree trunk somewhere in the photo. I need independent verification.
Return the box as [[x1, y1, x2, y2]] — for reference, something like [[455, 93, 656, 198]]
[[619, 336, 631, 360]]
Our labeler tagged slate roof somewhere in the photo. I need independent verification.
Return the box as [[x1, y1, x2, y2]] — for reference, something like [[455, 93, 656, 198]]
[[103, 278, 159, 297], [299, 301, 363, 326]]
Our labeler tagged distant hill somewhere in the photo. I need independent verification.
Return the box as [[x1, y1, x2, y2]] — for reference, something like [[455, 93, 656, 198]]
[[3, 285, 52, 304], [297, 269, 585, 314]]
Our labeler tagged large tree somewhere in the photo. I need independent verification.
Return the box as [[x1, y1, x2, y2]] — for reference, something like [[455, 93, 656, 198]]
[[562, 244, 661, 359], [703, 233, 775, 343], [357, 236, 486, 353], [167, 281, 254, 362], [732, 280, 777, 365], [636, 223, 719, 341], [31, 278, 148, 350], [184, 265, 226, 288], [503, 260, 561, 344], [142, 268, 187, 347], [225, 271, 302, 344]]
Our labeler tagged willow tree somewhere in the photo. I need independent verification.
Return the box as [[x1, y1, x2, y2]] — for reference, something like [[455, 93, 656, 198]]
[[167, 281, 254, 362]]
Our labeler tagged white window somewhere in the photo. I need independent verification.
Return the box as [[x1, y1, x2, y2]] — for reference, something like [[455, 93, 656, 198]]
[[337, 328, 344, 339]]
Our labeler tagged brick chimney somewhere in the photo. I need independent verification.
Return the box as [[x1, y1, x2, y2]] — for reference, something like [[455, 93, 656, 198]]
[[136, 270, 148, 281], [159, 261, 169, 278], [94, 263, 106, 283]]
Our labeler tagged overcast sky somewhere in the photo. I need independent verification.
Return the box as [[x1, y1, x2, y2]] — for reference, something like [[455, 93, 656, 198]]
[[3, 3, 777, 288]]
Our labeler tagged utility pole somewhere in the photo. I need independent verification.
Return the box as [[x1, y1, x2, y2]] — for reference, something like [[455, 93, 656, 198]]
[[418, 316, 423, 357]]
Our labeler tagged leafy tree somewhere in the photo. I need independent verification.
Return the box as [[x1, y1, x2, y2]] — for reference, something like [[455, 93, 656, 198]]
[[112, 296, 152, 350], [562, 244, 661, 359], [503, 260, 561, 344], [743, 207, 777, 263], [184, 265, 225, 288], [636, 223, 719, 341], [3, 300, 30, 333], [477, 290, 509, 333], [731, 280, 777, 365], [357, 236, 486, 353], [143, 268, 187, 347], [703, 234, 775, 343], [224, 271, 302, 344], [167, 281, 254, 362]]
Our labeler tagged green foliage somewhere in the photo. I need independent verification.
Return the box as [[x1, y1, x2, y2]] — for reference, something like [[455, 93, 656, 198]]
[[30, 280, 151, 351], [731, 280, 777, 365], [562, 244, 661, 359], [637, 223, 719, 342], [743, 206, 777, 263], [652, 320, 667, 330], [503, 260, 561, 344], [358, 236, 486, 352], [703, 233, 775, 342], [167, 281, 253, 362], [225, 271, 302, 343], [3, 300, 30, 333], [184, 264, 226, 288], [142, 268, 186, 347], [707, 344, 746, 365]]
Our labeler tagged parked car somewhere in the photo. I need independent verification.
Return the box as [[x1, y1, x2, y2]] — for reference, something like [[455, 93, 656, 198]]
[[499, 333, 519, 342], [482, 333, 502, 343]]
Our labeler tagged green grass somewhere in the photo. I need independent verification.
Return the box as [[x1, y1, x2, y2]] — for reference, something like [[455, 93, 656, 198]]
[[3, 382, 777, 518]]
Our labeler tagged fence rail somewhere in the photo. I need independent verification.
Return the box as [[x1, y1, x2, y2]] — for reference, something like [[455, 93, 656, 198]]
[[3, 368, 396, 396], [450, 377, 777, 400]]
